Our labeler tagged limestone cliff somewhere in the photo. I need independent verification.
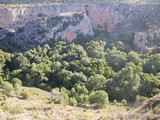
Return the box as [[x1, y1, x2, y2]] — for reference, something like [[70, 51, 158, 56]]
[[0, 3, 160, 51], [133, 29, 160, 52], [0, 12, 94, 50]]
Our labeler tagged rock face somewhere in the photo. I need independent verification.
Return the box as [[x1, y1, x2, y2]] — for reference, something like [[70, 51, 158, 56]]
[[0, 12, 94, 50], [133, 29, 160, 53], [0, 3, 160, 51]]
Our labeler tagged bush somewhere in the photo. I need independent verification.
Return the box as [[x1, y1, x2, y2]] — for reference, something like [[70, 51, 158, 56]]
[[0, 93, 7, 101], [135, 95, 148, 106], [69, 97, 77, 106], [21, 91, 30, 99], [113, 99, 118, 105], [2, 81, 14, 96], [11, 78, 22, 85], [58, 91, 69, 104], [14, 83, 22, 95], [88, 90, 109, 109], [121, 99, 127, 106], [0, 101, 9, 110], [38, 83, 51, 91], [76, 94, 88, 104]]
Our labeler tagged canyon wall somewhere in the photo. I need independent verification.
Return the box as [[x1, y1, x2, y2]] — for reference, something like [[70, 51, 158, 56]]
[[0, 3, 160, 51]]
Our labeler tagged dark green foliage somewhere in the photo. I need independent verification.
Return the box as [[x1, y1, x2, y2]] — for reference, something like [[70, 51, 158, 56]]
[[121, 99, 127, 106], [139, 73, 160, 97], [106, 62, 142, 101], [113, 99, 118, 105], [21, 91, 30, 99], [143, 54, 160, 74], [88, 90, 109, 108], [69, 97, 77, 106], [105, 47, 127, 71], [86, 74, 107, 91], [86, 40, 106, 59], [0, 39, 159, 108]]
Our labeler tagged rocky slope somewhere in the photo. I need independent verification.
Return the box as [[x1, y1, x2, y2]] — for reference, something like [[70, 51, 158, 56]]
[[0, 3, 160, 51], [134, 93, 160, 116]]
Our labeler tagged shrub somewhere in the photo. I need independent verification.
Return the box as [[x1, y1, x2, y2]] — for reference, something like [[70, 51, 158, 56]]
[[0, 93, 7, 101], [21, 91, 30, 99], [11, 78, 22, 85], [121, 99, 127, 106], [51, 90, 69, 104], [14, 83, 21, 95], [2, 81, 14, 96], [113, 99, 118, 105], [38, 83, 51, 91], [58, 91, 69, 104], [9, 105, 24, 114], [88, 90, 109, 109], [69, 97, 77, 106], [0, 101, 9, 110], [76, 94, 88, 104], [135, 95, 148, 106]]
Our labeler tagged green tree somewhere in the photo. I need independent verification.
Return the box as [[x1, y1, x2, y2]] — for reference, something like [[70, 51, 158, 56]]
[[71, 83, 88, 104], [86, 74, 107, 91], [86, 40, 106, 59], [139, 73, 160, 97], [127, 51, 141, 65], [12, 53, 30, 70], [106, 62, 141, 101], [143, 53, 160, 74], [88, 90, 109, 108], [105, 47, 127, 71]]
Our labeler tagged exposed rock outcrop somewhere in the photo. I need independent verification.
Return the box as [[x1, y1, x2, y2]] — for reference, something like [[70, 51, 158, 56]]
[[0, 12, 94, 50], [0, 3, 160, 51], [133, 29, 160, 53]]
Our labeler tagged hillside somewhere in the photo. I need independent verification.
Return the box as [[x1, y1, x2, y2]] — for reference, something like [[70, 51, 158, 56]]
[[135, 93, 160, 115], [0, 1, 160, 120], [0, 87, 128, 120], [0, 87, 159, 120]]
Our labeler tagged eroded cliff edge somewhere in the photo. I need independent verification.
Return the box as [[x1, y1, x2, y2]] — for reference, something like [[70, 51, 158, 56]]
[[0, 3, 160, 51]]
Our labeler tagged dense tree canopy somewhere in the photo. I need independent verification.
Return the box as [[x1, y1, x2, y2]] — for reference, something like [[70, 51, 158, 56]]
[[0, 39, 160, 108]]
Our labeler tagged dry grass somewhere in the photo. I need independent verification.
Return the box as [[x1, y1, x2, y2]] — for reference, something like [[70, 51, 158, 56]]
[[0, 86, 139, 120]]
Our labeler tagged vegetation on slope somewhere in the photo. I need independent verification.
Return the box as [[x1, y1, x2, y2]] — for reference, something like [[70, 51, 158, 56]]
[[0, 39, 160, 110], [135, 93, 160, 115]]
